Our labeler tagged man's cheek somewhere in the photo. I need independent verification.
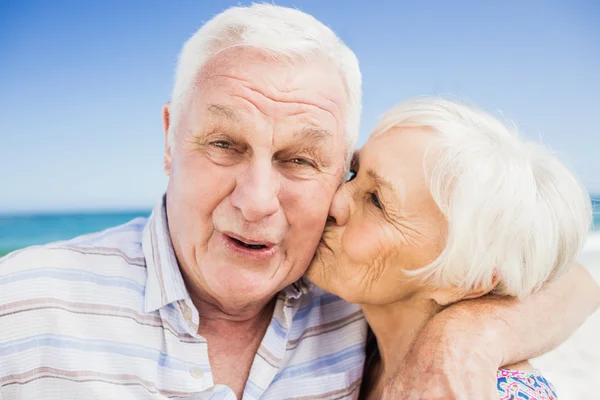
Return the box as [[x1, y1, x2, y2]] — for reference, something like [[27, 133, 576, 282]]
[[286, 189, 329, 226], [180, 163, 233, 201], [309, 191, 334, 223]]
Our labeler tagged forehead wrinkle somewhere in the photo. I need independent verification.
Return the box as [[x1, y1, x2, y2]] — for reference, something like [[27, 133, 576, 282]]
[[198, 48, 345, 119], [197, 70, 269, 117], [200, 76, 343, 138], [240, 85, 340, 121], [207, 73, 339, 119], [226, 93, 270, 118]]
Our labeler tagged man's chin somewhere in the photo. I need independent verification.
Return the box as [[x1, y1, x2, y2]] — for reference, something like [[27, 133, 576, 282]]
[[208, 281, 282, 314], [207, 263, 292, 304]]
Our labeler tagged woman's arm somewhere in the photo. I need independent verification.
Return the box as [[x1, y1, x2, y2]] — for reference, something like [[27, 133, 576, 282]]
[[382, 263, 600, 399]]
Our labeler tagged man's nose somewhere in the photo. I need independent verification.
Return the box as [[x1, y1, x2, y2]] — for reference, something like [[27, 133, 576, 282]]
[[327, 186, 352, 226], [230, 159, 280, 222]]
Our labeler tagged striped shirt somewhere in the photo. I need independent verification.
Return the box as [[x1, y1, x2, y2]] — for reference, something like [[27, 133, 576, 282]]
[[0, 198, 367, 399]]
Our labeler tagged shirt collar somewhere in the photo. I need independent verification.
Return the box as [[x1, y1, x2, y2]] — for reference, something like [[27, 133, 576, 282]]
[[142, 195, 314, 313], [282, 276, 314, 299], [142, 196, 190, 313]]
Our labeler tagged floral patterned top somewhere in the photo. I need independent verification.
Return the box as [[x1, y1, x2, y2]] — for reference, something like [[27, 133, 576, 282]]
[[497, 369, 558, 399]]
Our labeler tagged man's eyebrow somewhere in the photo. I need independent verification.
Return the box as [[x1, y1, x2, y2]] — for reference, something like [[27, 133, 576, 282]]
[[294, 125, 332, 142], [207, 104, 238, 120], [367, 168, 395, 191]]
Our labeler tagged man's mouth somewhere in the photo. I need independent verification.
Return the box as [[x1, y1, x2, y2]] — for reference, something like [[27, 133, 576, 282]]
[[221, 231, 278, 260], [230, 237, 268, 250]]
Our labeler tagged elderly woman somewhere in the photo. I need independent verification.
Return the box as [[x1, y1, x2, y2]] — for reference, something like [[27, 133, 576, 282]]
[[306, 98, 592, 399]]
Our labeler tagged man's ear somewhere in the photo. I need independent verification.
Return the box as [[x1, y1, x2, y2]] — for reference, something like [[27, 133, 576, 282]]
[[162, 102, 172, 176], [431, 274, 500, 306]]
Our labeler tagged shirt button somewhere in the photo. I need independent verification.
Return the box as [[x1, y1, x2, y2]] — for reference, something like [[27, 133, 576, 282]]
[[182, 304, 192, 322], [190, 367, 204, 379]]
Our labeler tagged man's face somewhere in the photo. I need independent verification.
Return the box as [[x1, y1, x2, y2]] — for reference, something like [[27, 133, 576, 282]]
[[163, 47, 348, 313]]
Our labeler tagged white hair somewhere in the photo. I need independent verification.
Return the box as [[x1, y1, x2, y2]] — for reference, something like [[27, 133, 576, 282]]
[[372, 98, 592, 298], [169, 3, 362, 164]]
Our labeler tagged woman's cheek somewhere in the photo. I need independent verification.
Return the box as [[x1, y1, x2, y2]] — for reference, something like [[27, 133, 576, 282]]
[[342, 221, 383, 266]]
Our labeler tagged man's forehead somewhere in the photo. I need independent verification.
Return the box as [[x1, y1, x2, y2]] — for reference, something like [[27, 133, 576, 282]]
[[204, 102, 335, 145], [187, 48, 349, 152], [196, 47, 348, 112]]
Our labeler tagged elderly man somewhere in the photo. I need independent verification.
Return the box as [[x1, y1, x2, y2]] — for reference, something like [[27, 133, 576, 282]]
[[1, 4, 598, 400]]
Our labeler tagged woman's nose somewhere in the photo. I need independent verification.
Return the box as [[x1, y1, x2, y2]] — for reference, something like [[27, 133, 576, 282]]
[[328, 186, 352, 226]]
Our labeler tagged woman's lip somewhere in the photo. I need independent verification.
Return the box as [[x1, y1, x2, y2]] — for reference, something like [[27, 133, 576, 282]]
[[220, 233, 279, 261]]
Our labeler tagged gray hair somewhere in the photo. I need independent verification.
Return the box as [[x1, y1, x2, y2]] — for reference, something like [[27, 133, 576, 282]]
[[169, 3, 362, 165], [372, 98, 592, 298]]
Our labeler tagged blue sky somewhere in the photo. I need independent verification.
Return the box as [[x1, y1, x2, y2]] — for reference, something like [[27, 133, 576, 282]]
[[1, 0, 598, 212]]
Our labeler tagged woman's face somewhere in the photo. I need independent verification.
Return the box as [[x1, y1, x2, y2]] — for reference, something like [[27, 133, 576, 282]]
[[306, 127, 448, 305]]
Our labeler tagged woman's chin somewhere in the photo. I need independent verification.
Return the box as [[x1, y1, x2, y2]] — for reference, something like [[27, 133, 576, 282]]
[[305, 249, 354, 300], [305, 260, 331, 289], [305, 266, 344, 299], [304, 263, 322, 285]]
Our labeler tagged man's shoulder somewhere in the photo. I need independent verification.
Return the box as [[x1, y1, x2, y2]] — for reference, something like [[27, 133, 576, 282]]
[[0, 217, 149, 305], [0, 217, 148, 273]]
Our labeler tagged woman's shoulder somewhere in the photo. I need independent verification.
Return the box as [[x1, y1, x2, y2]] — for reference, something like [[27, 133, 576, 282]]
[[496, 368, 558, 400]]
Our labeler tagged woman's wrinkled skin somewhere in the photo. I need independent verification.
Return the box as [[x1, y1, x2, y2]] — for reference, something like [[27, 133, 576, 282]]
[[306, 126, 501, 399], [307, 126, 460, 305]]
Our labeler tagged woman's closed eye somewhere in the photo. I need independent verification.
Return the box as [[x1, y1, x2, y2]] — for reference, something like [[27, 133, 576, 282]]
[[370, 192, 382, 209]]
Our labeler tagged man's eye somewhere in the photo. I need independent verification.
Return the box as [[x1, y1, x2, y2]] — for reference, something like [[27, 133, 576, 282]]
[[211, 141, 231, 149], [370, 192, 382, 209], [289, 158, 313, 167], [347, 169, 357, 182]]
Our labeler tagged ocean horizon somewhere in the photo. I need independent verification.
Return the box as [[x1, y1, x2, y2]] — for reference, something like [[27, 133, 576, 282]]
[[1, 198, 599, 258], [0, 210, 150, 257]]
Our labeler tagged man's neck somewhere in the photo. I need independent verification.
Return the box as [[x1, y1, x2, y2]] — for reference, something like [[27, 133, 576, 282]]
[[190, 285, 277, 323], [361, 296, 442, 384], [195, 294, 277, 336], [193, 292, 278, 398]]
